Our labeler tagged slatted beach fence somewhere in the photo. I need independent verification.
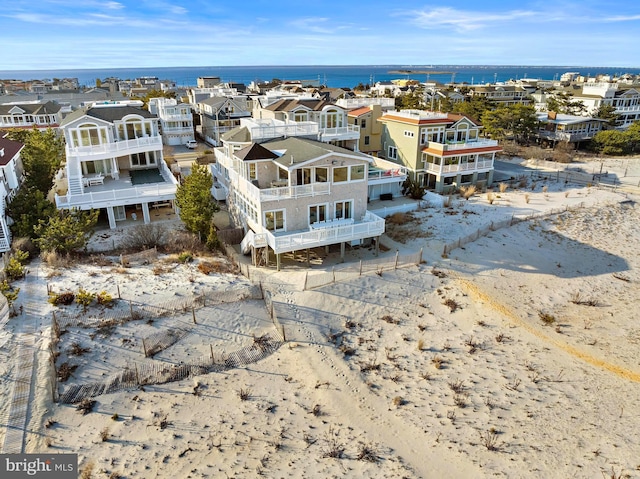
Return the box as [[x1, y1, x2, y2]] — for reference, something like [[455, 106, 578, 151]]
[[57, 332, 283, 404], [302, 249, 424, 291]]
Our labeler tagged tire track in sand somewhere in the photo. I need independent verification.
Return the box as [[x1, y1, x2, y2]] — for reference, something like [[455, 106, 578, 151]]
[[457, 278, 640, 383]]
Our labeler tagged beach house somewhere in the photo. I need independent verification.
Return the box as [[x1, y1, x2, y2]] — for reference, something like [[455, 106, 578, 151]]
[[0, 101, 62, 130], [379, 109, 501, 193], [0, 137, 24, 252], [213, 136, 385, 269], [147, 97, 194, 146], [54, 103, 178, 228]]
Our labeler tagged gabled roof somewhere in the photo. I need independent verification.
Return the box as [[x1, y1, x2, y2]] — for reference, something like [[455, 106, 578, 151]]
[[235, 142, 279, 161], [0, 100, 61, 116], [263, 98, 333, 112], [0, 137, 24, 166], [262, 137, 371, 167], [61, 105, 155, 126]]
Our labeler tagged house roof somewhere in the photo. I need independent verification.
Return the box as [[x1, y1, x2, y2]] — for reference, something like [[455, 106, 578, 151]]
[[0, 137, 24, 166], [61, 105, 155, 126], [262, 137, 371, 167], [235, 142, 279, 161], [347, 106, 372, 117], [221, 126, 252, 143], [263, 98, 332, 112], [0, 100, 61, 115]]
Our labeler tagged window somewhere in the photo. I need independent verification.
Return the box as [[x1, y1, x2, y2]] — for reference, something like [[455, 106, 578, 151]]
[[350, 165, 365, 181], [323, 109, 343, 129], [297, 168, 312, 185], [315, 167, 328, 183], [309, 204, 327, 224], [248, 163, 257, 181], [294, 111, 308, 122], [404, 130, 414, 137], [333, 167, 348, 183], [130, 151, 157, 167], [364, 136, 370, 145], [265, 210, 285, 232], [334, 200, 353, 220], [387, 146, 397, 159], [360, 119, 367, 129]]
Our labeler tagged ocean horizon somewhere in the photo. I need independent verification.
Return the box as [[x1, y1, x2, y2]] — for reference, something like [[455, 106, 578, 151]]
[[2, 64, 639, 90]]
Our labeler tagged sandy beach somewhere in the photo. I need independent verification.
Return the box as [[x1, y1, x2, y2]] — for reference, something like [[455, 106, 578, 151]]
[[1, 155, 639, 478]]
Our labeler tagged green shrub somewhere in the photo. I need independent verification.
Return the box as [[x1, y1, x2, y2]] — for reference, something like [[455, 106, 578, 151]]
[[76, 288, 96, 311], [177, 251, 193, 263], [96, 291, 114, 307], [0, 280, 20, 308], [4, 250, 29, 280]]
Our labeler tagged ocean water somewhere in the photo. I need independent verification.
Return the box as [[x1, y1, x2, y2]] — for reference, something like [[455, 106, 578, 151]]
[[1, 65, 639, 89]]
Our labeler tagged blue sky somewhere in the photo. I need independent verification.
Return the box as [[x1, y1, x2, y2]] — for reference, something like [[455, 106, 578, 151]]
[[2, 0, 640, 69]]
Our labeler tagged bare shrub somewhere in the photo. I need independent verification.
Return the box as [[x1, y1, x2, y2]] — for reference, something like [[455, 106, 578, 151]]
[[42, 250, 74, 268], [57, 362, 78, 382], [486, 191, 495, 204], [76, 399, 95, 415], [79, 461, 95, 479], [11, 237, 38, 258], [570, 292, 599, 306], [448, 379, 465, 394], [164, 230, 206, 254], [119, 224, 167, 251], [100, 427, 110, 442], [381, 315, 400, 324], [443, 298, 459, 312], [499, 182, 509, 193], [453, 393, 468, 408], [392, 396, 406, 407], [238, 388, 252, 401], [68, 342, 91, 356], [321, 427, 345, 459], [417, 338, 425, 351], [542, 185, 548, 193], [538, 311, 556, 325], [197, 260, 234, 275], [459, 185, 477, 200], [524, 193, 531, 204], [356, 443, 380, 463], [480, 429, 502, 451], [431, 355, 444, 369]]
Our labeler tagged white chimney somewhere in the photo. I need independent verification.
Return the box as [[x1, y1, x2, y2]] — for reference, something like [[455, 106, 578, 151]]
[[0, 148, 4, 157]]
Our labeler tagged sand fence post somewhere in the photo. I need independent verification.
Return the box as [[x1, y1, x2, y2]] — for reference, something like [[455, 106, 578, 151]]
[[210, 344, 214, 363], [417, 248, 423, 265], [192, 307, 197, 324], [129, 300, 134, 319], [332, 267, 336, 283], [359, 260, 363, 276], [142, 338, 148, 357], [394, 250, 399, 269], [303, 272, 308, 291], [135, 364, 140, 385], [117, 284, 121, 299]]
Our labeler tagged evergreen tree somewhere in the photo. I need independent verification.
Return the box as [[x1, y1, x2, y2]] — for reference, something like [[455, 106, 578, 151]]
[[6, 128, 64, 193], [175, 163, 219, 240], [7, 188, 56, 240], [34, 209, 99, 254]]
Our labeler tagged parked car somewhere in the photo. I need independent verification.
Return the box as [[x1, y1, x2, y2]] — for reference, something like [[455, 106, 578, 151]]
[[185, 140, 197, 149]]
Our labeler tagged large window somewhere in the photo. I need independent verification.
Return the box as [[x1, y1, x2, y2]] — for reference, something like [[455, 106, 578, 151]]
[[309, 204, 327, 224], [388, 146, 397, 159], [248, 163, 257, 181], [333, 167, 348, 183], [323, 109, 343, 129], [334, 200, 353, 220], [265, 210, 285, 232], [130, 151, 157, 167], [315, 167, 328, 183], [350, 165, 365, 181]]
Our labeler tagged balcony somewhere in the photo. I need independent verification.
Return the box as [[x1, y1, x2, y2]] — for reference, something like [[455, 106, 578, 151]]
[[263, 211, 385, 254], [55, 163, 177, 210], [318, 124, 360, 142], [66, 136, 163, 161], [248, 121, 319, 141], [425, 159, 494, 174]]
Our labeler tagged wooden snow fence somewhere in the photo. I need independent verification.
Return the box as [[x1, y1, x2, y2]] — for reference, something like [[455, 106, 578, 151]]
[[58, 332, 283, 404]]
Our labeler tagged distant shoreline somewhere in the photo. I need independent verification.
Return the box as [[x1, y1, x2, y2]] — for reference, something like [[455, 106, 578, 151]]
[[388, 70, 454, 75]]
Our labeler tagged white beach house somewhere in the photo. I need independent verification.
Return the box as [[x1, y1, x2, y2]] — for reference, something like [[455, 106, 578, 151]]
[[55, 103, 178, 228]]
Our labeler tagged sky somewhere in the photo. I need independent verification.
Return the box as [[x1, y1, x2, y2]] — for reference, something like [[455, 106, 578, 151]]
[[1, 0, 640, 70]]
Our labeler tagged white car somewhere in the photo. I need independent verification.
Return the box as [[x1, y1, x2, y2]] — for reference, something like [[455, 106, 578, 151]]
[[185, 140, 198, 149]]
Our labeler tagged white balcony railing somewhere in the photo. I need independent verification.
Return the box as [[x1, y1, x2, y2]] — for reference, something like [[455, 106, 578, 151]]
[[442, 139, 499, 151], [614, 105, 640, 113], [263, 211, 385, 254], [161, 113, 192, 122], [55, 182, 177, 209], [425, 159, 494, 174], [66, 136, 162, 160], [249, 122, 319, 141], [319, 124, 360, 141]]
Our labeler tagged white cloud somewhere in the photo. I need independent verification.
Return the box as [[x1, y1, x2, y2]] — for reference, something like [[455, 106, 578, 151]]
[[105, 2, 124, 10], [604, 14, 640, 22], [407, 7, 537, 31]]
